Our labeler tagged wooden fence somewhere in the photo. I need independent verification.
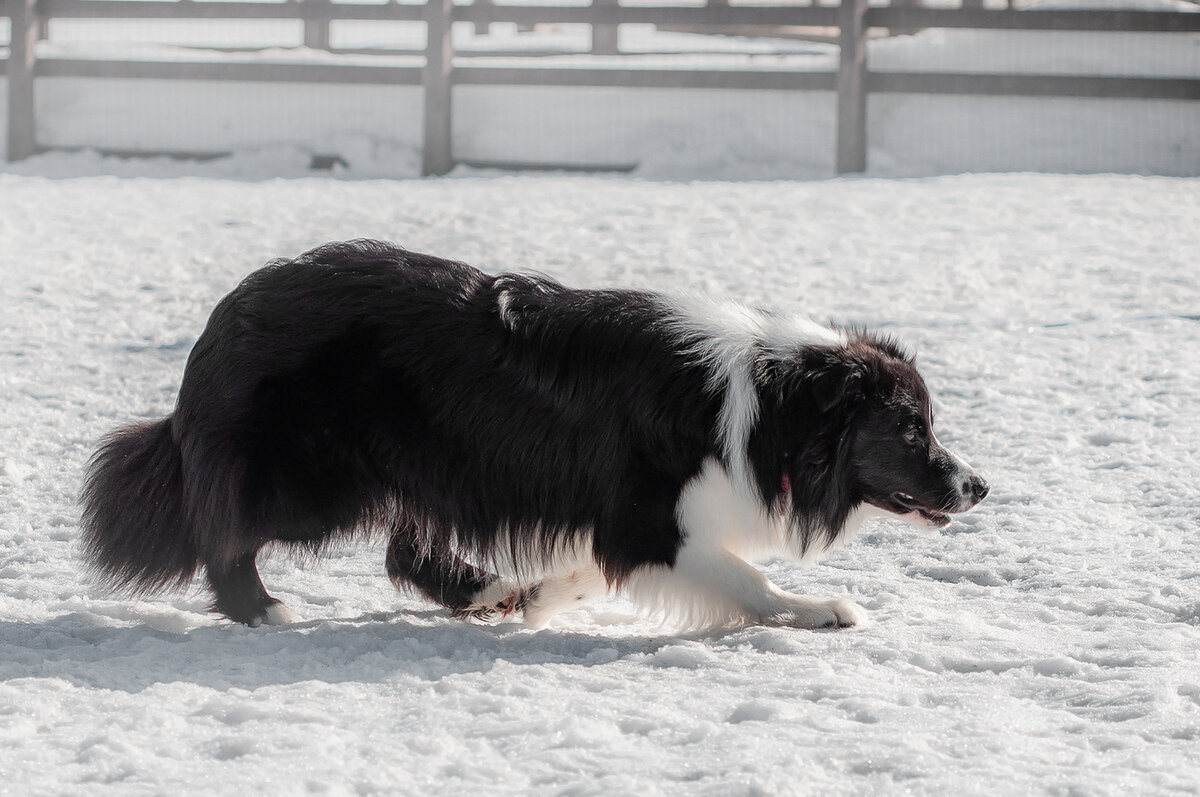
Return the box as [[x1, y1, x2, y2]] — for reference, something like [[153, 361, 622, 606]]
[[3, 0, 1199, 174]]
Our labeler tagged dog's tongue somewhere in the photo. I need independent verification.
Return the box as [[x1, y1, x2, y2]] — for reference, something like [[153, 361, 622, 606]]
[[776, 473, 792, 514]]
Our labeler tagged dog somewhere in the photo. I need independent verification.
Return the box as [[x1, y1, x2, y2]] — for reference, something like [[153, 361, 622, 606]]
[[81, 239, 988, 630]]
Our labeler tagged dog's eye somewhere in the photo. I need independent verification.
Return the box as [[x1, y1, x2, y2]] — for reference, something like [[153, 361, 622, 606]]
[[903, 427, 923, 446]]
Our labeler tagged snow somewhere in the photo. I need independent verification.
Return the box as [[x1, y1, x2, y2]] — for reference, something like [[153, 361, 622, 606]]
[[1, 165, 1198, 794]]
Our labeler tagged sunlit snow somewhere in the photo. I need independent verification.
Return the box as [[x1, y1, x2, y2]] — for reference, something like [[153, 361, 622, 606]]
[[1, 165, 1197, 794]]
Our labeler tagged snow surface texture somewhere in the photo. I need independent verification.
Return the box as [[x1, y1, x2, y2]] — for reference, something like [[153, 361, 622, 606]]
[[1, 167, 1199, 794]]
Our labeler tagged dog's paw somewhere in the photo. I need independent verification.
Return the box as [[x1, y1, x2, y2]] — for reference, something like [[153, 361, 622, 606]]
[[262, 601, 298, 625], [825, 597, 868, 628], [451, 581, 540, 625], [243, 600, 297, 627], [521, 568, 608, 629], [765, 597, 867, 630]]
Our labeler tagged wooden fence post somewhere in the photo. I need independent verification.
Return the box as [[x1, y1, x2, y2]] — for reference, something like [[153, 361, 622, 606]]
[[303, 0, 331, 50], [474, 0, 492, 38], [423, 0, 455, 176], [835, 0, 869, 174], [592, 0, 619, 55], [7, 0, 39, 161]]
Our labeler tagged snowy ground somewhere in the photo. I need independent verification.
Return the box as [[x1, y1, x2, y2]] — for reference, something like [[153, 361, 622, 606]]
[[1, 165, 1199, 794]]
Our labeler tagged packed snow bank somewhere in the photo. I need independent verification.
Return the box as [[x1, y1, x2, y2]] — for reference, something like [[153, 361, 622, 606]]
[[1, 168, 1199, 794]]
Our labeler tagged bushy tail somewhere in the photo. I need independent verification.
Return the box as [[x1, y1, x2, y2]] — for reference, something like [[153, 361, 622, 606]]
[[80, 417, 199, 594]]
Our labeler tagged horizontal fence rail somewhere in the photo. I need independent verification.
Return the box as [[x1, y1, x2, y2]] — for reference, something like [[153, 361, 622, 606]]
[[452, 5, 841, 26], [34, 58, 425, 84], [37, 0, 427, 20], [3, 0, 1199, 171], [866, 7, 1200, 31], [869, 72, 1200, 100], [454, 68, 836, 91]]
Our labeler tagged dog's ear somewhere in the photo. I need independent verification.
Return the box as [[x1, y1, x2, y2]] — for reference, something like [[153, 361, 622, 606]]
[[808, 350, 864, 413]]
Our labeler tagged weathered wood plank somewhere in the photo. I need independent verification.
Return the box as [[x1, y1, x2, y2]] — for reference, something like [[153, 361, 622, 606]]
[[36, 0, 1199, 32], [452, 4, 840, 28], [454, 67, 835, 91], [34, 59, 424, 84], [39, 0, 426, 21], [836, 0, 869, 174], [423, 0, 455, 176], [302, 0, 331, 50], [869, 72, 1200, 101], [7, 0, 40, 161], [866, 7, 1200, 32], [592, 0, 619, 55]]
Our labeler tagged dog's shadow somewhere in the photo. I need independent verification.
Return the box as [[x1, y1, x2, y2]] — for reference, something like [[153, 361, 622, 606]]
[[0, 609, 712, 694]]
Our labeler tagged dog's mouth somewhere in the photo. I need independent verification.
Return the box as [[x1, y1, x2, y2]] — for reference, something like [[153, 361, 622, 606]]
[[886, 492, 952, 528]]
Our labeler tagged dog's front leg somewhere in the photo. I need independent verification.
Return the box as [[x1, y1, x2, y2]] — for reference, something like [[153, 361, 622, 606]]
[[627, 544, 866, 630]]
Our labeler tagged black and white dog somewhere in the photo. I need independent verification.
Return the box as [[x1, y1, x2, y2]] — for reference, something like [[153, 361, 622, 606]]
[[81, 240, 988, 630]]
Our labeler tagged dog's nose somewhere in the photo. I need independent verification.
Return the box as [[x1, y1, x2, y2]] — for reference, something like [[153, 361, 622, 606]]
[[964, 475, 989, 502]]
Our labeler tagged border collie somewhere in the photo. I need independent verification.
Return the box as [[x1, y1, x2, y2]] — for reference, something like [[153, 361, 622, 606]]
[[81, 240, 987, 630]]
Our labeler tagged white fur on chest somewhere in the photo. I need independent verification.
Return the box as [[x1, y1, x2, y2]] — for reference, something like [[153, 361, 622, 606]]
[[674, 457, 786, 559], [674, 457, 877, 563]]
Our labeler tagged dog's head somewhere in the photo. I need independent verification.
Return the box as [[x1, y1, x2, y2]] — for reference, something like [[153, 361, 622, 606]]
[[803, 334, 989, 530]]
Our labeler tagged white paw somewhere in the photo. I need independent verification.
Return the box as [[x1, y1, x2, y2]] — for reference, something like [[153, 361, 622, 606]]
[[522, 569, 607, 629], [826, 597, 869, 627], [262, 602, 298, 626], [765, 597, 867, 629]]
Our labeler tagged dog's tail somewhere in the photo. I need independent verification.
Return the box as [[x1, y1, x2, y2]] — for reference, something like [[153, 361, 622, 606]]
[[80, 417, 200, 594]]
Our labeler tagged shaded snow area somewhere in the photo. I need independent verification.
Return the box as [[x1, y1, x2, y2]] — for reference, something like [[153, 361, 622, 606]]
[[1, 166, 1199, 794]]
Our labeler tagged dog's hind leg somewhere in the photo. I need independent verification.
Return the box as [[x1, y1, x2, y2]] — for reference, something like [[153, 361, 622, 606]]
[[385, 527, 508, 621], [206, 552, 296, 627], [386, 523, 600, 626]]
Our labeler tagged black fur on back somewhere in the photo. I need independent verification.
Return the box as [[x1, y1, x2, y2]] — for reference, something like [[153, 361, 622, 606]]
[[82, 241, 722, 596]]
